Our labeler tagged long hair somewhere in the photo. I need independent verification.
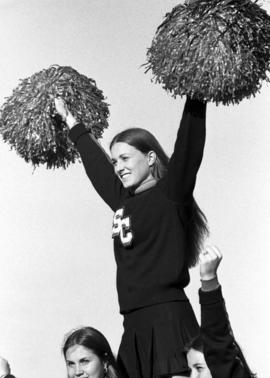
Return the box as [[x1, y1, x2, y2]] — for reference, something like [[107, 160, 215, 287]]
[[186, 335, 257, 378], [110, 127, 208, 267], [185, 199, 209, 267], [63, 327, 121, 378]]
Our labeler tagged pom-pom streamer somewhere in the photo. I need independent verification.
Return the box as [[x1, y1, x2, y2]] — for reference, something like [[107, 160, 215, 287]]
[[145, 0, 270, 105], [0, 65, 109, 168]]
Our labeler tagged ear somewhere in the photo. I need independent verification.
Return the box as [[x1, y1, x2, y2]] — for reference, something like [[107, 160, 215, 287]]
[[103, 361, 108, 376], [147, 151, 157, 167]]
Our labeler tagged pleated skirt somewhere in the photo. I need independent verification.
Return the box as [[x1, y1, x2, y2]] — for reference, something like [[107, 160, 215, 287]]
[[117, 300, 199, 378]]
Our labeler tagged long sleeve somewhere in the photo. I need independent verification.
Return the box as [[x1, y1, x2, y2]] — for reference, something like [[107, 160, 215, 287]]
[[158, 97, 208, 268], [69, 123, 127, 211], [165, 97, 206, 204], [199, 286, 252, 378]]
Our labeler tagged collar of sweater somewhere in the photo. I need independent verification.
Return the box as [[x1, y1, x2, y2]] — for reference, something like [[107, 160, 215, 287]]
[[133, 178, 157, 195]]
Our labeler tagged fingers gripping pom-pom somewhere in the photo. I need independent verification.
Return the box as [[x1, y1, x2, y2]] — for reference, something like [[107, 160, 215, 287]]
[[0, 65, 109, 169], [145, 0, 270, 105]]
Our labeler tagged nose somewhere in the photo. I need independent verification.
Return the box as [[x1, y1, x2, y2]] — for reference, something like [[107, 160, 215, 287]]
[[74, 364, 84, 377], [115, 160, 124, 174], [189, 369, 197, 378]]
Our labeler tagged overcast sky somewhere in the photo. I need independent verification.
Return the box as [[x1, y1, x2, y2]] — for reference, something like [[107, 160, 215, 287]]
[[0, 1, 270, 377]]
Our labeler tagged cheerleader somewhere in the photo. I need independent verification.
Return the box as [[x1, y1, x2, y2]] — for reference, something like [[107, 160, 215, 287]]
[[54, 96, 208, 378], [63, 327, 122, 378], [186, 246, 257, 378]]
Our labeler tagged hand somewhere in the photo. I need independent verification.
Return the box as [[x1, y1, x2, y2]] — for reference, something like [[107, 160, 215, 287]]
[[199, 245, 222, 281], [54, 97, 78, 129], [54, 96, 69, 120]]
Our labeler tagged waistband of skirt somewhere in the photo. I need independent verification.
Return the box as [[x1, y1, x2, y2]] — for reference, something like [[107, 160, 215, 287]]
[[120, 287, 188, 315]]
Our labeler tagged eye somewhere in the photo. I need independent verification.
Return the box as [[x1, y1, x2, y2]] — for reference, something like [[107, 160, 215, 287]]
[[66, 361, 74, 368], [81, 358, 91, 365], [196, 365, 205, 372]]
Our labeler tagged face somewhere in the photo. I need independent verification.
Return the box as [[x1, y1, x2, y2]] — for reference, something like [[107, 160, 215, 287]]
[[187, 348, 212, 378], [65, 345, 104, 378], [111, 142, 155, 189]]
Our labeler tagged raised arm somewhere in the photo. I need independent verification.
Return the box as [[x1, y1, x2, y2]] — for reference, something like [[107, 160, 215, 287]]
[[54, 98, 126, 211], [166, 97, 206, 203], [199, 246, 255, 378]]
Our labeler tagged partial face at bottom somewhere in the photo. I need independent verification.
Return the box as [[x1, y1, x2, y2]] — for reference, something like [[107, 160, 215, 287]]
[[187, 348, 212, 378], [65, 344, 104, 378]]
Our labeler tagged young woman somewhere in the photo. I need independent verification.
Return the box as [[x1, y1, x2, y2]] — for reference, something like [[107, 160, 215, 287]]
[[186, 246, 257, 378], [55, 96, 208, 377], [186, 336, 211, 378], [63, 326, 122, 378]]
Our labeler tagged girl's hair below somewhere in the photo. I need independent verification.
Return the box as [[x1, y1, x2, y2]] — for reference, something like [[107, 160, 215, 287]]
[[110, 128, 169, 180], [186, 335, 257, 378], [63, 326, 121, 378], [185, 334, 204, 353]]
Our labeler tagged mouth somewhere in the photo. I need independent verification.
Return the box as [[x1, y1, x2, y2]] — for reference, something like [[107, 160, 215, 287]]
[[120, 173, 130, 180]]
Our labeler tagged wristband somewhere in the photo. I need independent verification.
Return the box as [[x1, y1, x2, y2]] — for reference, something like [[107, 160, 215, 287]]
[[201, 276, 220, 292]]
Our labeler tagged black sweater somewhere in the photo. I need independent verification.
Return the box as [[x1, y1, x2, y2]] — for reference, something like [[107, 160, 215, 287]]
[[69, 98, 206, 313], [200, 286, 253, 378]]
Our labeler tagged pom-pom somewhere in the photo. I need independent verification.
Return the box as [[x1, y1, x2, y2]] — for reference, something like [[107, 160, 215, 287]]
[[0, 65, 109, 168], [145, 0, 270, 105]]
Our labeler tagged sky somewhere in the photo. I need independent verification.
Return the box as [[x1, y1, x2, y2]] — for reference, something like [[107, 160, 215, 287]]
[[0, 1, 270, 377]]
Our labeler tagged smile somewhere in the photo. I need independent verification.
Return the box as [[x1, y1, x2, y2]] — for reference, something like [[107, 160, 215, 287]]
[[120, 173, 130, 180]]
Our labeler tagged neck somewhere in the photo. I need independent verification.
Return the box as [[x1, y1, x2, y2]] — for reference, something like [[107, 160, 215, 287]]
[[134, 178, 157, 194]]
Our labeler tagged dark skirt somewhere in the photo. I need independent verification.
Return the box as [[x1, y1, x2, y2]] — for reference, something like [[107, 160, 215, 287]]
[[117, 300, 199, 378]]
